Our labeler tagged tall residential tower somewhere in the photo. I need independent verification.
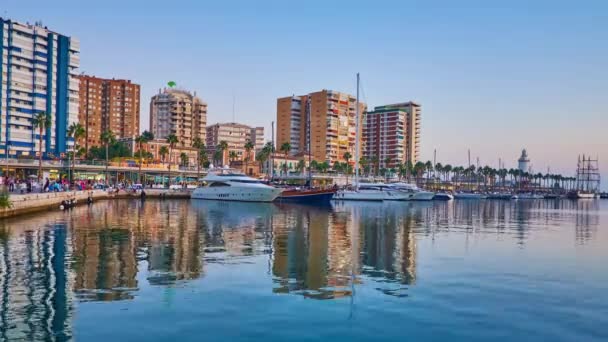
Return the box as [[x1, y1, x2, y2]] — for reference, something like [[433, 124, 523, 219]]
[[363, 102, 421, 168], [149, 88, 207, 147], [0, 18, 80, 157], [277, 90, 365, 165], [77, 75, 140, 151]]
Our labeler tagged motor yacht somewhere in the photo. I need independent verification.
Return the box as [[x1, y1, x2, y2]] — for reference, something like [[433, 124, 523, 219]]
[[191, 171, 283, 202], [388, 182, 435, 201]]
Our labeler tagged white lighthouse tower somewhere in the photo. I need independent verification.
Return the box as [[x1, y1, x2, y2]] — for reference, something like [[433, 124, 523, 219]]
[[518, 149, 530, 172]]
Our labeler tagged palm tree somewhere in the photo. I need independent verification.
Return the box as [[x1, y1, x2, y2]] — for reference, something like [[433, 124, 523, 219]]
[[192, 137, 205, 182], [343, 152, 352, 184], [135, 130, 154, 184], [444, 164, 452, 183], [32, 112, 51, 182], [244, 140, 254, 175], [166, 134, 179, 187], [216, 140, 229, 166], [67, 122, 85, 185], [280, 142, 291, 157], [296, 159, 305, 174], [159, 146, 169, 165], [100, 130, 116, 185], [228, 151, 238, 164], [434, 162, 443, 184], [180, 152, 189, 167], [359, 157, 368, 177], [405, 160, 414, 183], [425, 160, 433, 186]]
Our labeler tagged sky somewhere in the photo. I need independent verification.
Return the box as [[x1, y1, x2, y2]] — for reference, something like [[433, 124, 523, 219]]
[[3, 0, 607, 188]]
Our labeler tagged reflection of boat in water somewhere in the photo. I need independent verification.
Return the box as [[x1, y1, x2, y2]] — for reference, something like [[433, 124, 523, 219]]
[[191, 170, 282, 202], [191, 200, 278, 225], [277, 188, 336, 203]]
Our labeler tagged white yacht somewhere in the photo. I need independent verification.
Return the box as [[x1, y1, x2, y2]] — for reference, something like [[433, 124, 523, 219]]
[[516, 192, 544, 200], [388, 182, 435, 201], [336, 183, 410, 201], [191, 171, 283, 202], [454, 192, 487, 200]]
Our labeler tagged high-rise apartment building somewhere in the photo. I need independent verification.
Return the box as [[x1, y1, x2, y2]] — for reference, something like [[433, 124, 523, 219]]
[[277, 90, 365, 165], [149, 88, 207, 147], [250, 126, 265, 151], [363, 102, 421, 168], [0, 18, 79, 157], [206, 122, 263, 163], [77, 75, 140, 151]]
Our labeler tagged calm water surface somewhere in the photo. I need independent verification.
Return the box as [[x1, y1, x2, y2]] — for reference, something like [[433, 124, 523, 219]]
[[0, 199, 607, 341]]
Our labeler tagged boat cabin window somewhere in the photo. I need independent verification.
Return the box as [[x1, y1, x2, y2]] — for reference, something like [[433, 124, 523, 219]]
[[230, 179, 262, 184], [208, 182, 230, 187]]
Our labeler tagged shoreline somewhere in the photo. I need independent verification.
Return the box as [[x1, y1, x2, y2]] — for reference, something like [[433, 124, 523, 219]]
[[0, 189, 191, 219]]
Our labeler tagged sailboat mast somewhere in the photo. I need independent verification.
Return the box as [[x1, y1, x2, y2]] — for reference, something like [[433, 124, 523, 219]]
[[354, 73, 360, 190], [307, 98, 312, 187]]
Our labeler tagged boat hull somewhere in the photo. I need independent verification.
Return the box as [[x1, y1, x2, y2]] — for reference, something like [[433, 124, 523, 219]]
[[411, 191, 435, 201], [334, 189, 409, 201], [433, 193, 454, 201], [454, 193, 486, 200], [278, 189, 336, 203], [191, 186, 283, 202]]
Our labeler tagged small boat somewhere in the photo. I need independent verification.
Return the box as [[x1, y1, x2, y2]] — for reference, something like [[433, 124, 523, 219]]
[[433, 192, 454, 201], [454, 192, 487, 200], [388, 183, 435, 201], [567, 190, 597, 199], [600, 192, 608, 199], [517, 192, 544, 200], [191, 170, 283, 202], [487, 192, 516, 200], [544, 193, 559, 199], [336, 183, 410, 201], [277, 188, 336, 203]]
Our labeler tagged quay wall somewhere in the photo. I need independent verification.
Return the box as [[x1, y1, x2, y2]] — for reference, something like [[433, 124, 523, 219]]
[[0, 189, 191, 219]]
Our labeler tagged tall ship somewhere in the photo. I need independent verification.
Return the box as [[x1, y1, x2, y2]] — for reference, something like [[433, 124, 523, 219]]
[[191, 170, 283, 202], [568, 155, 600, 199]]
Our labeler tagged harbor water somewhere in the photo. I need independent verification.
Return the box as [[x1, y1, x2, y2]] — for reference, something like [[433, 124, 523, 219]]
[[0, 199, 607, 341]]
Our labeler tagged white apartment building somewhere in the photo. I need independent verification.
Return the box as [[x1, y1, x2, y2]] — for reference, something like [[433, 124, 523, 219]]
[[0, 18, 80, 157]]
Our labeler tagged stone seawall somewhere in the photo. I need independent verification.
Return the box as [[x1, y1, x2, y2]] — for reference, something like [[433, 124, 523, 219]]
[[0, 189, 191, 219]]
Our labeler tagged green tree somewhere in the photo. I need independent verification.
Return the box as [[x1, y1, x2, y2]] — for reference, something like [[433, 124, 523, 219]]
[[159, 146, 169, 165], [296, 159, 305, 174], [217, 140, 229, 166], [32, 112, 51, 181], [192, 137, 206, 182], [180, 152, 189, 167], [244, 140, 254, 175], [135, 130, 154, 184], [343, 152, 352, 184], [280, 142, 291, 157], [67, 122, 85, 185], [229, 150, 238, 163], [166, 134, 179, 187], [100, 130, 116, 184]]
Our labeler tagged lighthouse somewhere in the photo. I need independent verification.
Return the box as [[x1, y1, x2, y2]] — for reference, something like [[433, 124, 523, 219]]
[[518, 149, 530, 172]]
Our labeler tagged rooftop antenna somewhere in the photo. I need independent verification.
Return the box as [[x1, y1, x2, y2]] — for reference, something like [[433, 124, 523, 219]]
[[232, 90, 236, 123]]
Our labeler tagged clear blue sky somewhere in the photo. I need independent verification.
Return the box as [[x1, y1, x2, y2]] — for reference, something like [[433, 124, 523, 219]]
[[4, 0, 607, 187]]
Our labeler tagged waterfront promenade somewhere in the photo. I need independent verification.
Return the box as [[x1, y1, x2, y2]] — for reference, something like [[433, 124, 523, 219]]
[[0, 188, 190, 219]]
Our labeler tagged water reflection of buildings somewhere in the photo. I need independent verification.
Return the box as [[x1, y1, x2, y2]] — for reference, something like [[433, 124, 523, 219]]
[[0, 220, 73, 340], [271, 202, 418, 299]]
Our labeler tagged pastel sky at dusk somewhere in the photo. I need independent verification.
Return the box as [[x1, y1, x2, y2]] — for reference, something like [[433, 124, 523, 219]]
[[4, 0, 607, 188]]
